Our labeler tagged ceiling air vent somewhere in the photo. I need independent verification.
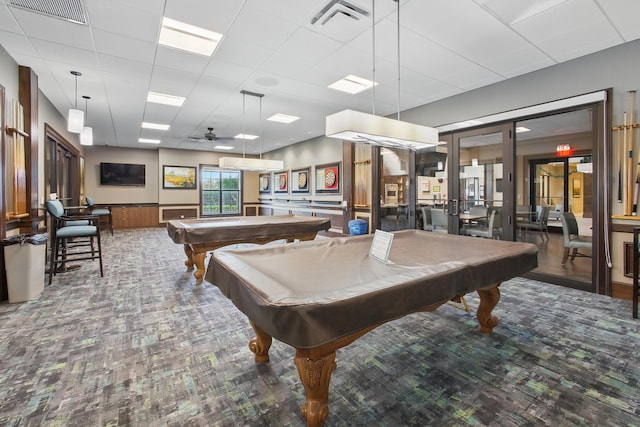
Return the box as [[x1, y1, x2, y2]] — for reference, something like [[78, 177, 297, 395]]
[[8, 0, 88, 25], [311, 0, 369, 25]]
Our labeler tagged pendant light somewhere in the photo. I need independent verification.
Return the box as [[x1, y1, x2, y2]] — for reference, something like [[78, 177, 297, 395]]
[[325, 0, 439, 150], [80, 95, 93, 146], [67, 71, 84, 133], [219, 90, 284, 171]]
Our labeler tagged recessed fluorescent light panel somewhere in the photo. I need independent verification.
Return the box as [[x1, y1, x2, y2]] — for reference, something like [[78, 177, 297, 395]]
[[147, 92, 185, 107], [159, 17, 223, 56], [234, 133, 259, 140], [139, 138, 161, 144], [214, 145, 234, 150], [267, 113, 300, 124], [328, 75, 377, 94], [515, 126, 531, 133], [452, 119, 484, 128], [142, 122, 170, 131]]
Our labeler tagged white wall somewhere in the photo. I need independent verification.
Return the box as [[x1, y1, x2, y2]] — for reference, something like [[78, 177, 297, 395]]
[[84, 146, 159, 204], [262, 135, 344, 202]]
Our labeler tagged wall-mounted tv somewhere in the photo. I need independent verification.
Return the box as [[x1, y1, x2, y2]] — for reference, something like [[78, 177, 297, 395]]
[[100, 162, 146, 186]]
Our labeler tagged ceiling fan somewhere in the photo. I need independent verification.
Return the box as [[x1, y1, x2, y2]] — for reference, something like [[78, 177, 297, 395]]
[[187, 127, 234, 142]]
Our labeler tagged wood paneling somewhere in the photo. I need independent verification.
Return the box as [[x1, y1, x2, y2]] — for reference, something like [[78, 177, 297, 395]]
[[162, 208, 197, 221], [112, 205, 158, 228]]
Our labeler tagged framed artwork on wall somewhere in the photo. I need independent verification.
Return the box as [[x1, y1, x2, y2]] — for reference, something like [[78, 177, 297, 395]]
[[315, 162, 340, 194], [274, 171, 288, 193], [572, 178, 581, 197], [163, 165, 197, 189], [259, 173, 271, 194], [291, 167, 310, 193]]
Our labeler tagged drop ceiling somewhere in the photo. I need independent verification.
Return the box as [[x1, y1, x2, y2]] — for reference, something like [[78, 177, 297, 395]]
[[0, 0, 638, 155]]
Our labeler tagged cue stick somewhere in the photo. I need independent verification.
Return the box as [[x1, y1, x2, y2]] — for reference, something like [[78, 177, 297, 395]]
[[630, 91, 637, 214], [627, 110, 634, 216], [617, 125, 623, 202], [634, 165, 640, 215]]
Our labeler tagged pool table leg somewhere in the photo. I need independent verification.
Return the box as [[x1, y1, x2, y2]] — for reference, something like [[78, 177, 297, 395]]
[[294, 349, 336, 427], [183, 244, 206, 283], [476, 284, 501, 333], [183, 244, 195, 271], [248, 321, 273, 363]]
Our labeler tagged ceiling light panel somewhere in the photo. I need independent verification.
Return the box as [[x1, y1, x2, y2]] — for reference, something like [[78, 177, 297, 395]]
[[147, 91, 185, 107], [142, 122, 170, 130], [234, 133, 259, 140], [139, 138, 161, 144], [159, 17, 223, 56], [214, 145, 234, 150], [268, 113, 300, 124], [328, 74, 376, 94]]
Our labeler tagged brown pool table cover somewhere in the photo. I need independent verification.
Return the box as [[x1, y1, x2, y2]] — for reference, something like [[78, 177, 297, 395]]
[[166, 214, 331, 244], [206, 229, 538, 349]]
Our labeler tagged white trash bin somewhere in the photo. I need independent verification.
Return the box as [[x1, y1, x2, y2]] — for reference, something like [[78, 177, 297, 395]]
[[2, 233, 47, 303]]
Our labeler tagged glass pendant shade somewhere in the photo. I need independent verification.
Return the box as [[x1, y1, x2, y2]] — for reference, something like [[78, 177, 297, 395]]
[[80, 126, 93, 146], [67, 108, 84, 133]]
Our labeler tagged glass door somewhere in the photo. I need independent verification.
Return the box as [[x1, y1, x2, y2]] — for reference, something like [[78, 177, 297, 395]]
[[515, 109, 595, 290], [379, 147, 413, 231], [449, 125, 513, 237]]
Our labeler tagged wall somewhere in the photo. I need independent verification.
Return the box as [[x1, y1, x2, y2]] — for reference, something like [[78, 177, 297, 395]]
[[84, 146, 158, 204], [38, 88, 83, 205], [262, 135, 343, 203]]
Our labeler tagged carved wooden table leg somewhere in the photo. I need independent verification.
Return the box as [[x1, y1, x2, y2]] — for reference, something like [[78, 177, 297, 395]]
[[476, 284, 501, 333], [248, 321, 273, 363], [192, 252, 207, 283], [294, 349, 337, 427], [183, 244, 195, 271]]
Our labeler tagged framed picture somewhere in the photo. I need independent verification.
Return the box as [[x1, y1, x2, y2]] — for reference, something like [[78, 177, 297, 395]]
[[315, 162, 340, 194], [274, 171, 288, 193], [163, 165, 197, 189], [572, 178, 581, 197], [291, 167, 310, 193], [259, 173, 271, 194]]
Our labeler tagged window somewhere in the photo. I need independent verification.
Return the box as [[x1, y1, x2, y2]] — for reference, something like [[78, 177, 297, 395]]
[[200, 166, 241, 216]]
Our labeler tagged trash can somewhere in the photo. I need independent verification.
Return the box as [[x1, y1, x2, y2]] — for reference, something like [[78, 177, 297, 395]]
[[348, 219, 368, 236], [1, 233, 47, 303]]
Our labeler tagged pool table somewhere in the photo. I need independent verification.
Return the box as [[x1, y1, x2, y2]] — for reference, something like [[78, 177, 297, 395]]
[[205, 229, 538, 426], [167, 214, 331, 282]]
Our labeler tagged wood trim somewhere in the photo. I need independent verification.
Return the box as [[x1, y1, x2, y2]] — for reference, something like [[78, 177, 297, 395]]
[[162, 208, 197, 220], [19, 66, 39, 228], [0, 84, 6, 239]]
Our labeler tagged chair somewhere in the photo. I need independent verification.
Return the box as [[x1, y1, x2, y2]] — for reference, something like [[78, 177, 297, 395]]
[[421, 206, 433, 231], [466, 209, 497, 239], [430, 209, 448, 233], [519, 205, 550, 241], [46, 199, 104, 285], [85, 197, 113, 235], [560, 212, 592, 265]]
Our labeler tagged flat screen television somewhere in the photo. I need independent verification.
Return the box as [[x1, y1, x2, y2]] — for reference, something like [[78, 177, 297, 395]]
[[100, 162, 146, 186]]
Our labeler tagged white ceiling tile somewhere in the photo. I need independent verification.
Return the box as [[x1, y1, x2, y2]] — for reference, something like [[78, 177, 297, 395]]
[[277, 27, 343, 64], [513, 0, 623, 62], [0, 30, 37, 56], [202, 58, 254, 83], [86, 0, 161, 43], [597, 0, 640, 42], [92, 30, 156, 64], [0, 5, 23, 34], [153, 46, 211, 76], [8, 7, 94, 50]]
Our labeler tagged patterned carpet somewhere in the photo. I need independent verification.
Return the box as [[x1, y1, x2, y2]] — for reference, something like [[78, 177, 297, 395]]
[[0, 227, 638, 426]]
